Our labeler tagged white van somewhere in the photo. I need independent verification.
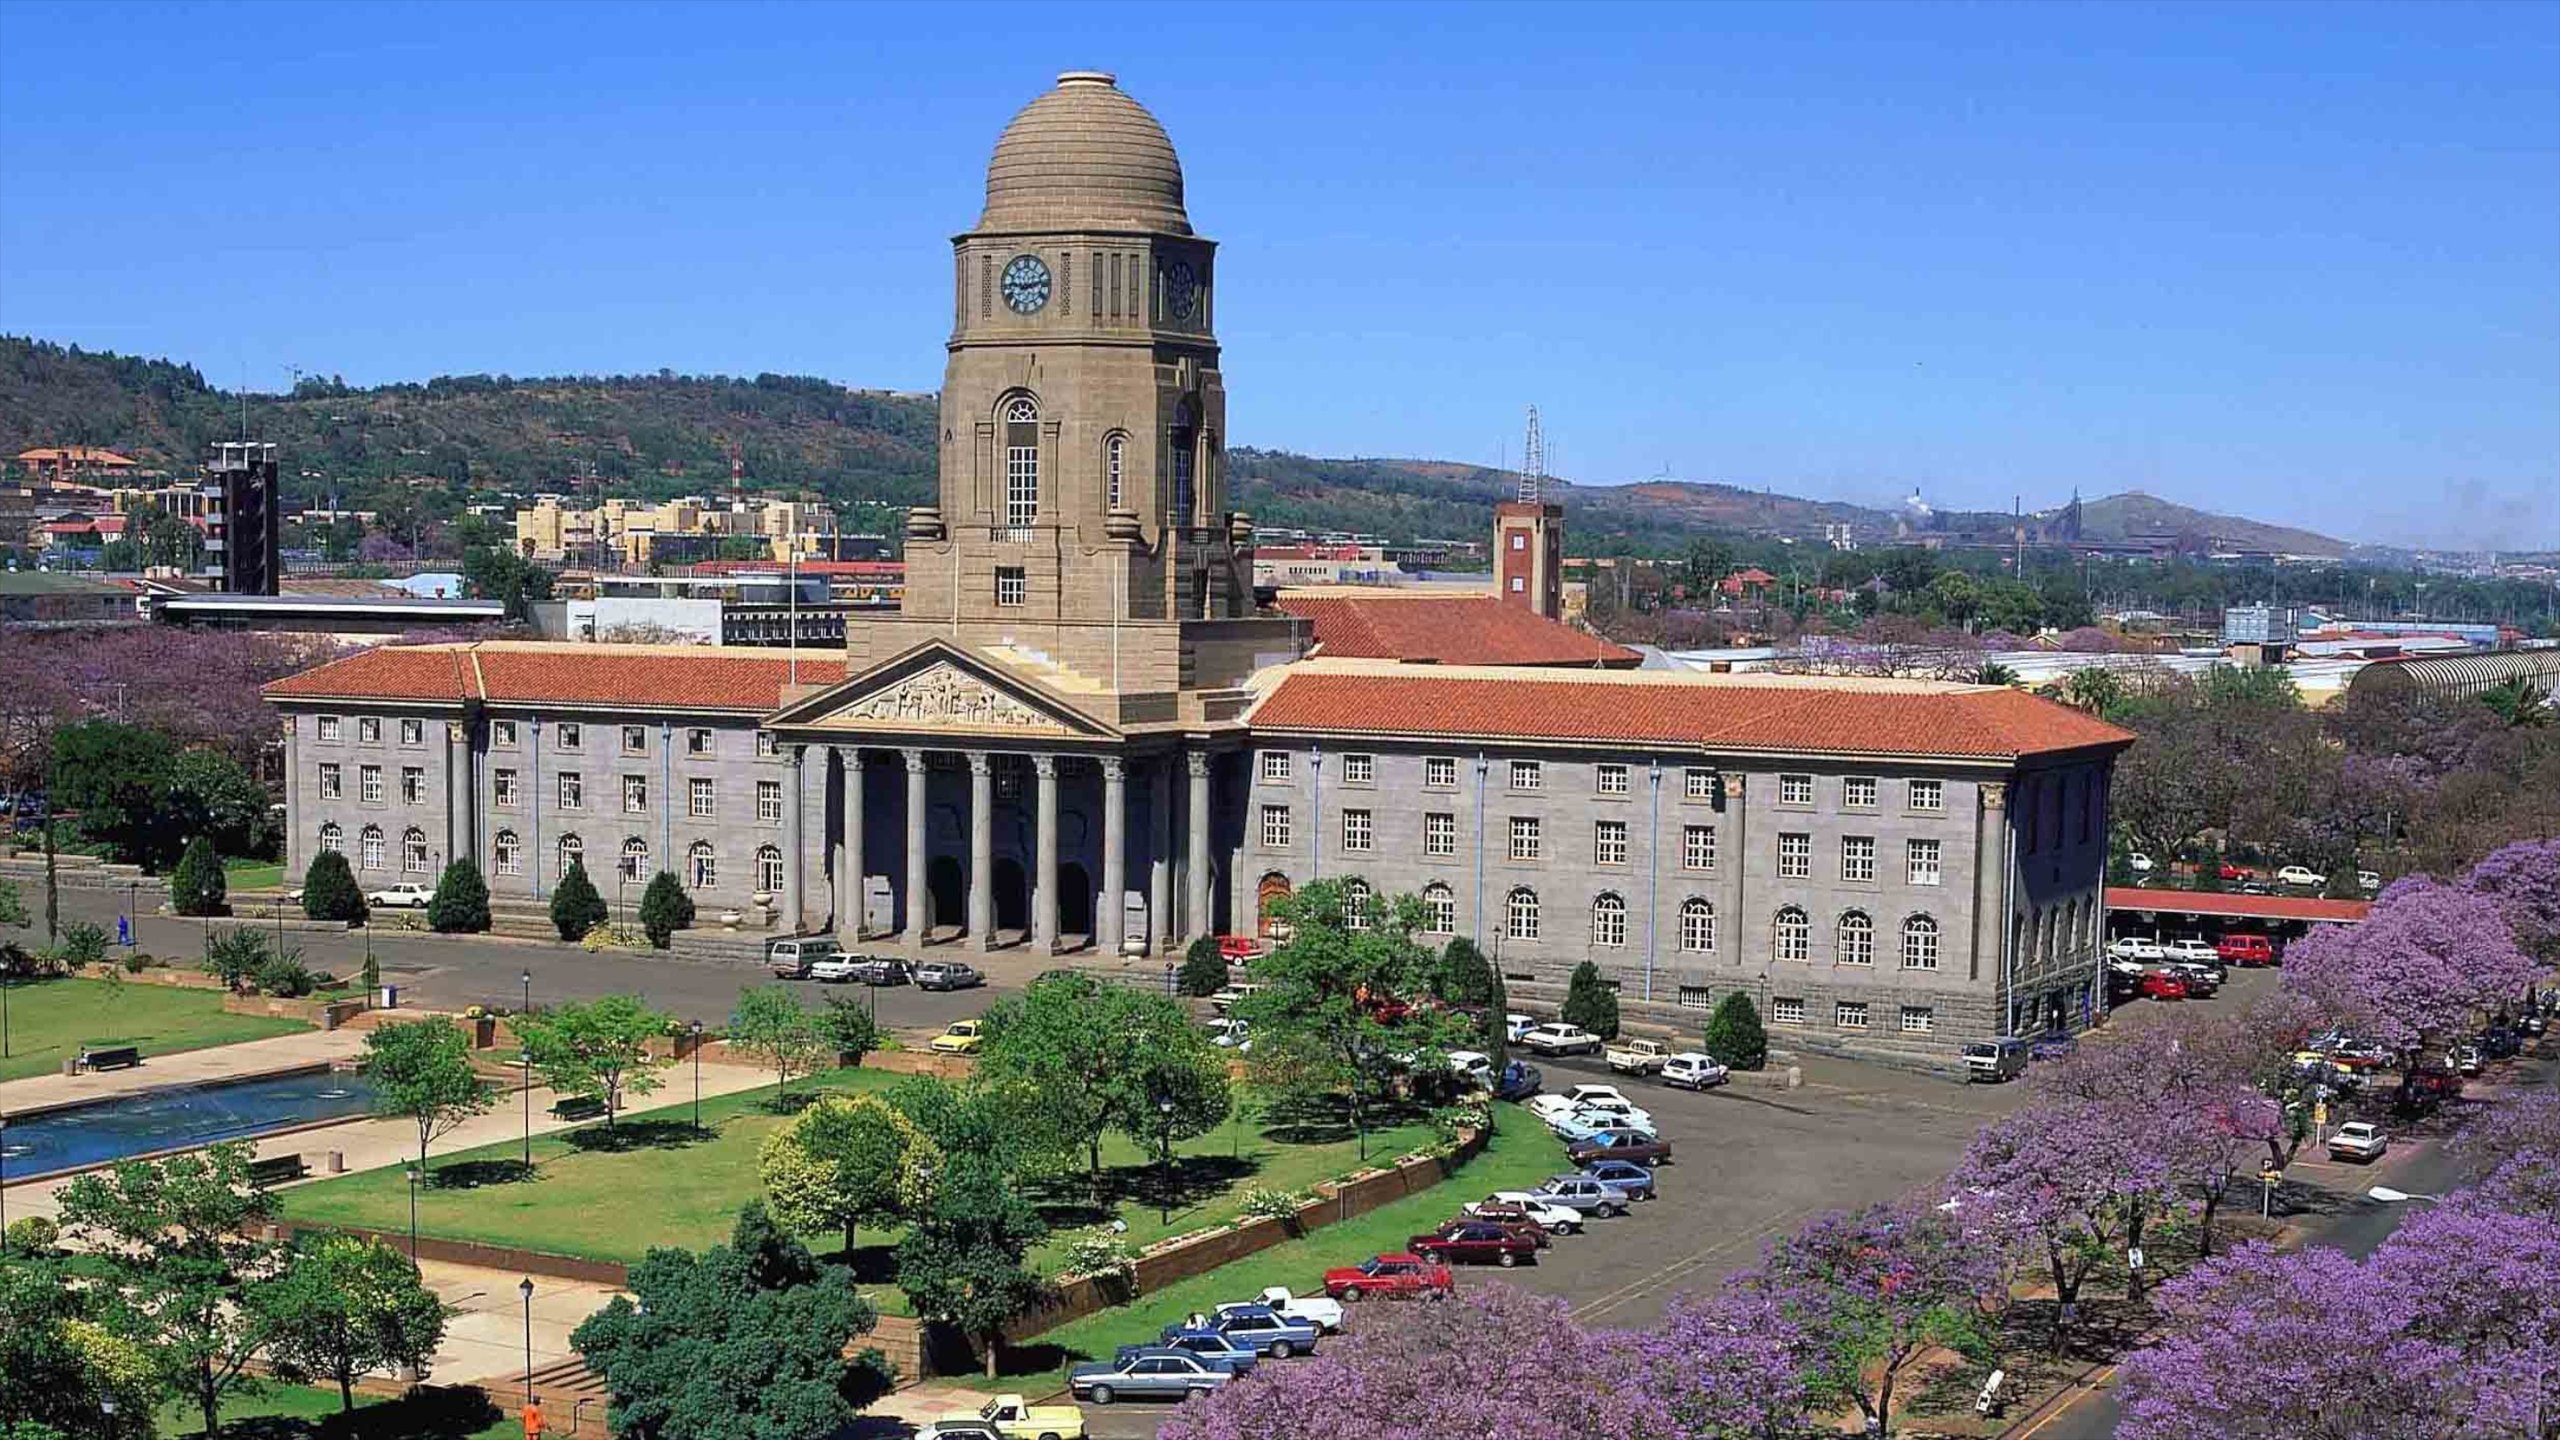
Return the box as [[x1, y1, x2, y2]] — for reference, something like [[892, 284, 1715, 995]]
[[765, 936, 837, 979]]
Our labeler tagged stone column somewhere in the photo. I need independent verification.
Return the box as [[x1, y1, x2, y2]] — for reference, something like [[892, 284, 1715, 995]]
[[782, 745, 807, 932], [1099, 757, 1127, 956], [968, 752, 996, 950], [446, 720, 473, 874], [836, 746, 863, 938], [1148, 757, 1172, 953], [902, 748, 930, 943], [1185, 750, 1212, 942], [1973, 781, 2010, 989], [1033, 754, 1061, 954]]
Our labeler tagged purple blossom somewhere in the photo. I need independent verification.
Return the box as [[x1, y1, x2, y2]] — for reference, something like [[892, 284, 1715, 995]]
[[1950, 1099, 2180, 1333], [2281, 875, 2536, 1051], [2467, 839, 2560, 969]]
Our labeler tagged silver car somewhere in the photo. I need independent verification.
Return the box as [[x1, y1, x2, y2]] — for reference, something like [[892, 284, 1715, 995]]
[[1534, 1173, 1633, 1218], [1070, 1347, 1231, 1404]]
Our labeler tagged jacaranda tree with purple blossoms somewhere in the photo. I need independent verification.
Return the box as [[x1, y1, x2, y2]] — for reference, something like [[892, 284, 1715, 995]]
[[2281, 874, 2535, 1056], [2468, 837, 2560, 970], [1952, 1099, 2177, 1347]]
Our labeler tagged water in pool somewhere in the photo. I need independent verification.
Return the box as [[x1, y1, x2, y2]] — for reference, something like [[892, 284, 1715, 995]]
[[1, 1068, 378, 1179]]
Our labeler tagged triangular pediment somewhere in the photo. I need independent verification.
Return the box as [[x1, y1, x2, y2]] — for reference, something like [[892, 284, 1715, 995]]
[[765, 641, 1113, 739]]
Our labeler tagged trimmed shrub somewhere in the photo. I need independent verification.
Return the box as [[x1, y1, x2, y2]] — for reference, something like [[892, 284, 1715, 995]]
[[1560, 960, 1620, 1040], [203, 926, 270, 991], [251, 950, 316, 998], [302, 850, 367, 924], [1701, 992, 1768, 1071], [638, 870, 695, 948], [819, 995, 881, 1065], [549, 860, 607, 941], [427, 858, 492, 934], [4, 1215, 60, 1257], [1177, 935, 1229, 997], [168, 835, 228, 917], [59, 921, 108, 967]]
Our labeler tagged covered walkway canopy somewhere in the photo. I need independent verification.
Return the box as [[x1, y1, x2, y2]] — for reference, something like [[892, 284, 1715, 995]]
[[2106, 886, 2370, 928]]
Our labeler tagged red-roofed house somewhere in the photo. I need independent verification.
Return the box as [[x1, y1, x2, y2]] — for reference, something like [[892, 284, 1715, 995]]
[[1272, 591, 1639, 668]]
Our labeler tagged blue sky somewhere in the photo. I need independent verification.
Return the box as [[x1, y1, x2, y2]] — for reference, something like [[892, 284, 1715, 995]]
[[2, 1, 2554, 549]]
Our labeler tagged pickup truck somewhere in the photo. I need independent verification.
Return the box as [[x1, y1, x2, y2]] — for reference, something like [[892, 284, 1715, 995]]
[[1218, 1285, 1343, 1334], [933, 1396, 1084, 1440], [1605, 1037, 1671, 1075]]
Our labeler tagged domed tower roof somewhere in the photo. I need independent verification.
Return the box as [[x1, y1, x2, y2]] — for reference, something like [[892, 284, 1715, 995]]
[[978, 71, 1190, 236]]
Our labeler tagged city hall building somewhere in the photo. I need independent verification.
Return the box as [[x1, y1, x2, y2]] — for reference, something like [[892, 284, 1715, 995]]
[[263, 73, 2132, 1062]]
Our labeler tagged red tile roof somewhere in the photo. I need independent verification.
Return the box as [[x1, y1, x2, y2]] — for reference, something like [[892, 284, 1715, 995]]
[[2104, 887, 2371, 925], [1272, 593, 1638, 668], [262, 642, 847, 713], [1247, 667, 2137, 761]]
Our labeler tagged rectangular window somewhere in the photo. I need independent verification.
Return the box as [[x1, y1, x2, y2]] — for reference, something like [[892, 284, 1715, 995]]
[[361, 829, 385, 871], [621, 726, 647, 756], [358, 717, 382, 745], [558, 772, 583, 810], [1772, 997, 1806, 1027], [1508, 815, 1542, 862], [317, 715, 343, 743], [1424, 756, 1457, 789], [1841, 835, 1876, 883], [399, 718, 424, 747], [491, 719, 518, 748], [556, 722, 582, 752], [1594, 819, 1628, 866], [1779, 773, 1814, 806], [1510, 760, 1542, 791], [1596, 763, 1629, 796], [1424, 812, 1457, 857], [1907, 838, 1943, 885], [400, 766, 425, 804], [1682, 824, 1716, 872], [1684, 767, 1717, 801], [1260, 751, 1293, 782], [688, 777, 715, 818], [1844, 776, 1878, 809], [1005, 436, 1037, 530], [359, 765, 383, 804], [623, 775, 648, 814], [755, 731, 778, 758], [687, 728, 713, 757], [1836, 1001, 1869, 1030], [317, 763, 342, 800], [493, 769, 517, 808], [1676, 985, 1712, 1011], [1342, 753, 1374, 785], [1900, 1006, 1935, 1035], [756, 779, 783, 825], [1342, 809, 1373, 853], [1778, 832, 1811, 879], [1909, 778, 1943, 812], [1261, 804, 1292, 849], [995, 566, 1027, 607]]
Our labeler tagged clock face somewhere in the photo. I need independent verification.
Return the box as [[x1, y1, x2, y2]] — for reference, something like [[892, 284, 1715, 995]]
[[1164, 260, 1199, 320], [1001, 254, 1050, 314]]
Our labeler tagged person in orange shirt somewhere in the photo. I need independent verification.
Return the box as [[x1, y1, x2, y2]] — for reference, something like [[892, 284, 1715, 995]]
[[521, 1401, 543, 1439]]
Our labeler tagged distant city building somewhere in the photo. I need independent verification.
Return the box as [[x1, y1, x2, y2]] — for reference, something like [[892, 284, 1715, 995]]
[[511, 494, 867, 568], [14, 446, 141, 484], [203, 441, 282, 595]]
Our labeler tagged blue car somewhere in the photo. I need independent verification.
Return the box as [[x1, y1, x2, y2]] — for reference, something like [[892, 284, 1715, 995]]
[[1132, 1329, 1259, 1374], [1548, 1108, 1660, 1143], [1578, 1158, 1657, 1201], [1169, 1303, 1320, 1358]]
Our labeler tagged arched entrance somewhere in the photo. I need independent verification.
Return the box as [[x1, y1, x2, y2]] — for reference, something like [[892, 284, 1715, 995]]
[[1257, 873, 1293, 938], [925, 856, 963, 937], [1057, 862, 1094, 942], [994, 858, 1029, 933]]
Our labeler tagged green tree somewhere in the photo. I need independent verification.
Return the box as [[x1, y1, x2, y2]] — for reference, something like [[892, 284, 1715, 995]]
[[300, 850, 367, 924], [47, 721, 175, 868], [570, 1203, 893, 1440], [1561, 961, 1621, 1040], [2195, 839, 2227, 893], [255, 1236, 451, 1413], [637, 869, 694, 947], [361, 1018, 493, 1175], [728, 985, 826, 1103], [425, 858, 491, 934], [461, 545, 556, 623], [1971, 661, 2020, 687], [1436, 935, 1508, 1071], [1177, 935, 1229, 997], [1702, 992, 1769, 1071], [977, 972, 1230, 1201], [519, 994, 673, 1129], [0, 879, 27, 935], [756, 1093, 939, 1258], [548, 859, 607, 940], [895, 1151, 1047, 1378], [817, 994, 881, 1067], [1, 1257, 151, 1440], [163, 749, 274, 859], [168, 835, 227, 918]]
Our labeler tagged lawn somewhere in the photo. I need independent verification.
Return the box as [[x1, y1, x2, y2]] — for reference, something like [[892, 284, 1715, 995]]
[[278, 1066, 1443, 1313], [158, 1383, 513, 1440], [0, 976, 310, 1083], [958, 1102, 1563, 1391], [224, 858, 287, 891]]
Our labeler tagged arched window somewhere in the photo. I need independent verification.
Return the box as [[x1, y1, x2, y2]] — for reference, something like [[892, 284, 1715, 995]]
[[1169, 397, 1198, 523], [688, 841, 717, 889], [1105, 433, 1126, 511], [557, 833, 584, 879], [1903, 914, 1941, 971], [493, 830, 521, 876], [1837, 910, 1874, 967], [318, 821, 344, 855], [620, 837, 649, 882], [1505, 886, 1540, 942], [1421, 883, 1455, 936], [1002, 395, 1039, 530], [1591, 892, 1627, 948], [1678, 898, 1714, 953], [1341, 878, 1373, 932], [359, 825, 385, 872], [1774, 906, 1810, 963], [402, 827, 431, 873], [756, 844, 784, 896]]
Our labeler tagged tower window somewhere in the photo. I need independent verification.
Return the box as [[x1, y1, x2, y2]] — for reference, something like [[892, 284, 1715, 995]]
[[1106, 434, 1126, 510], [1003, 396, 1038, 531], [996, 567, 1027, 607]]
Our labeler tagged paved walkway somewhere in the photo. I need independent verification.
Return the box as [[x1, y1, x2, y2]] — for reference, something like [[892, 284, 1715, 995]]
[[0, 1027, 367, 1115]]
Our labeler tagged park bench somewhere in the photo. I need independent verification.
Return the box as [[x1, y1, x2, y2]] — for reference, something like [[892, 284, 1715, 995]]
[[77, 1044, 142, 1072], [550, 1095, 607, 1121], [246, 1153, 308, 1187]]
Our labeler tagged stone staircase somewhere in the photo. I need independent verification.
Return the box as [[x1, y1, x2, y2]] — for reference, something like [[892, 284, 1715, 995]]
[[522, 1356, 614, 1435]]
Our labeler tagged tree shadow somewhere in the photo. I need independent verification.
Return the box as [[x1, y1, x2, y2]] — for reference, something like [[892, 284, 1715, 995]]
[[1023, 1153, 1264, 1227], [425, 1159, 535, 1190], [201, 1386, 504, 1440], [560, 1118, 706, 1155], [817, 1241, 902, 1286], [758, 1088, 820, 1116]]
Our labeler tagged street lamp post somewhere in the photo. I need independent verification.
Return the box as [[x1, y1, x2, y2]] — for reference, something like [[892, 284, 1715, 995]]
[[404, 1163, 421, 1259], [689, 1020, 705, 1134], [521, 968, 532, 1016], [1156, 1094, 1175, 1226], [520, 1045, 534, 1172], [519, 1277, 537, 1408]]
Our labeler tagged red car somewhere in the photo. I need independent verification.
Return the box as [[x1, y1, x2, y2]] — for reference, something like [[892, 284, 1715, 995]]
[[2218, 862, 2256, 882], [1321, 1253, 1454, 1302], [2216, 934, 2276, 967], [1217, 935, 1264, 962], [1407, 1220, 1541, 1268], [2139, 971, 2189, 1001]]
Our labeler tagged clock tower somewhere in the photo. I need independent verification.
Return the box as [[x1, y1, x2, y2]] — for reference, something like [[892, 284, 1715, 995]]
[[865, 71, 1293, 714]]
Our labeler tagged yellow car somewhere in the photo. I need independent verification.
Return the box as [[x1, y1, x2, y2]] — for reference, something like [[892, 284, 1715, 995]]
[[930, 1019, 985, 1055]]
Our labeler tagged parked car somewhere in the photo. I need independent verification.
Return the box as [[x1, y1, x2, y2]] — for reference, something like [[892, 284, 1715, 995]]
[[1505, 1013, 1538, 1043], [2107, 937, 2167, 963], [855, 956, 910, 985], [1578, 1159, 1659, 1201], [1207, 1017, 1251, 1051], [1529, 1088, 1654, 1132], [2218, 862, 2257, 882], [2329, 1121, 2389, 1163], [1320, 1254, 1452, 1302], [2138, 971, 2189, 1001], [2450, 1044, 2484, 1077], [1408, 1220, 1540, 1268], [2128, 851, 2155, 874], [2216, 933, 2277, 967], [2164, 962, 2222, 995], [1446, 1050, 1497, 1088], [1535, 1174, 1634, 1218], [1179, 1303, 1320, 1357], [2478, 1027, 2521, 1060], [1218, 1287, 1345, 1334], [1518, 1022, 1603, 1056], [932, 1395, 1084, 1440], [1560, 1083, 1639, 1110], [1206, 983, 1264, 1014], [808, 953, 862, 983], [1216, 934, 1267, 963], [929, 1020, 985, 1054], [1493, 1060, 1544, 1100], [365, 882, 433, 909], [766, 936, 831, 978], [913, 1422, 1003, 1440], [2237, 880, 2276, 896], [1568, 1129, 1673, 1167], [915, 960, 983, 991], [1962, 1038, 2029, 1084], [1545, 1108, 1653, 1144], [2357, 870, 2382, 892], [2521, 1013, 2548, 1038], [2161, 938, 2220, 966], [1073, 1348, 1230, 1404], [1132, 1330, 1258, 1375], [1467, 1192, 1586, 1234], [2276, 865, 2327, 889], [2029, 1031, 2078, 1062], [1661, 1052, 1729, 1090], [1605, 1037, 1672, 1075]]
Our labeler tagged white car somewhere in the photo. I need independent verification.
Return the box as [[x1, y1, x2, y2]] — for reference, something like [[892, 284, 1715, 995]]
[[1207, 1017, 1252, 1051], [1504, 1013, 1538, 1043], [2329, 1121, 2388, 1162], [1468, 1191, 1585, 1234], [2276, 865, 2327, 889], [1518, 1022, 1603, 1056], [1446, 1050, 1496, 1087], [2127, 852, 2155, 874], [2161, 938, 2220, 965], [2356, 870, 2382, 892], [1560, 1084, 1635, 1110], [2107, 937, 2166, 962], [1525, 1093, 1655, 1135], [1207, 983, 1264, 1014], [808, 953, 862, 983], [1220, 1286, 1344, 1334], [1661, 1052, 1729, 1090], [365, 882, 433, 909]]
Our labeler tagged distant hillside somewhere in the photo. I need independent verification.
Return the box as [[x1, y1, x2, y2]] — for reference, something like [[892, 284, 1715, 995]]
[[1, 335, 2352, 557]]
